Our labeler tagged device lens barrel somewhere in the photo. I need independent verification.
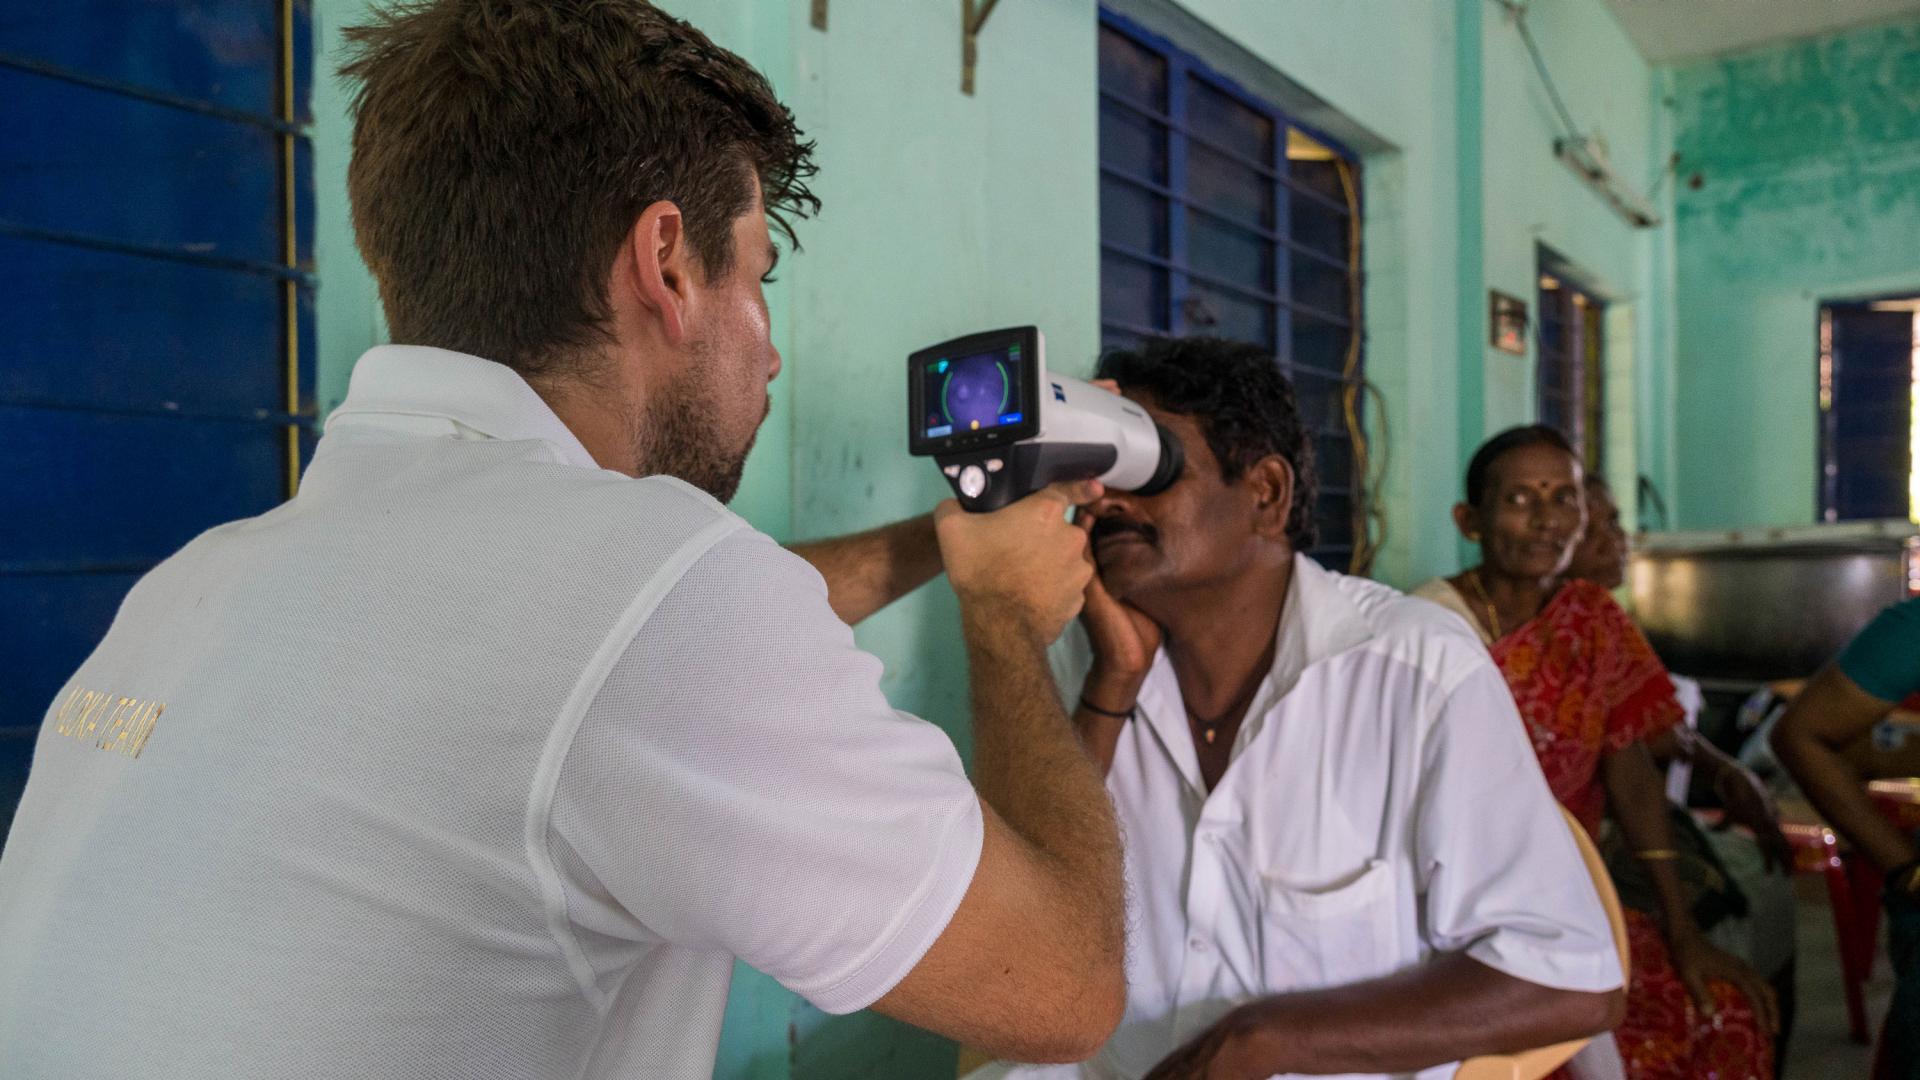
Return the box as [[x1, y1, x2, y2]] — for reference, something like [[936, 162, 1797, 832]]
[[1133, 423, 1185, 496]]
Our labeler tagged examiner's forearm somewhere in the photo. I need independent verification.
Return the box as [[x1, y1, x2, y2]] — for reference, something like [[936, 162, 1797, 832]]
[[1211, 954, 1621, 1078], [787, 513, 941, 625], [963, 603, 1126, 978]]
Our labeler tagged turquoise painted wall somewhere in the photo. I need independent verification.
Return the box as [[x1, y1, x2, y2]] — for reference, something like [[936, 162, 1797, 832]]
[[306, 1, 1674, 1075], [1143, 0, 1667, 561], [1670, 19, 1920, 529]]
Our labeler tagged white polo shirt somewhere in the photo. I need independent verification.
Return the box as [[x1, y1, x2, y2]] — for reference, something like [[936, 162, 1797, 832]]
[[986, 556, 1621, 1080], [0, 346, 984, 1079]]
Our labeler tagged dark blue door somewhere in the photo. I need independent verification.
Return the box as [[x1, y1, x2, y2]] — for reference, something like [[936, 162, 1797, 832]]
[[0, 3, 314, 839]]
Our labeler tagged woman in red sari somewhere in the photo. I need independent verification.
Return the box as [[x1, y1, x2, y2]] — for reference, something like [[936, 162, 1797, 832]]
[[1414, 426, 1778, 1080]]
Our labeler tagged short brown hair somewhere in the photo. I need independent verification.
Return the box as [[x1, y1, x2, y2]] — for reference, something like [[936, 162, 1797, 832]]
[[341, 0, 818, 377]]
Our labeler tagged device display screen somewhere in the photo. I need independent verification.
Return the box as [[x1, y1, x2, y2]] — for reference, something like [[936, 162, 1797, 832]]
[[919, 345, 1026, 440]]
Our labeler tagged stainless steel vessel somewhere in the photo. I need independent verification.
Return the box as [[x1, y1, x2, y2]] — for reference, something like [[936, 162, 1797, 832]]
[[1628, 520, 1919, 684]]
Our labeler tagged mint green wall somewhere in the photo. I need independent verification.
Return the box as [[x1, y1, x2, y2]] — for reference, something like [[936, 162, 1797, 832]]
[[1670, 20, 1920, 528], [1478, 0, 1663, 520], [306, 1, 1673, 1075], [1135, 0, 1668, 562]]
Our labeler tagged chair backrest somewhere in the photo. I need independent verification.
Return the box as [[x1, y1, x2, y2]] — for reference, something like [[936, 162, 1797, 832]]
[[1453, 804, 1631, 1080]]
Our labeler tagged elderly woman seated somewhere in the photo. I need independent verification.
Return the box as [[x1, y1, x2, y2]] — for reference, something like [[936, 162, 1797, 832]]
[[1414, 426, 1778, 1080]]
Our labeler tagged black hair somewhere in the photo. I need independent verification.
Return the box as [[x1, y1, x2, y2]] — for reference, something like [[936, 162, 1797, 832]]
[[1463, 425, 1576, 507], [1095, 336, 1317, 549]]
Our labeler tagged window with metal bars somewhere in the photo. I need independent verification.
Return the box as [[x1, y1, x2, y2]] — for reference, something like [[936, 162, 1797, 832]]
[[1817, 297, 1918, 523], [1096, 11, 1365, 569], [1535, 252, 1605, 473]]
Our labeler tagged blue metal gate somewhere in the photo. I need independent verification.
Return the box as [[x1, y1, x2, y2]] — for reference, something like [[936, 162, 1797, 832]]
[[0, 2, 314, 837]]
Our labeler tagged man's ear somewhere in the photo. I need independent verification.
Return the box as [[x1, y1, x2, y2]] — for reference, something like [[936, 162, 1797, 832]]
[[1248, 455, 1296, 542], [625, 201, 692, 345]]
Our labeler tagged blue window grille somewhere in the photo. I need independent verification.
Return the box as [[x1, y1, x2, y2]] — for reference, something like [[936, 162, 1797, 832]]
[[1818, 298, 1916, 523], [0, 2, 315, 839], [1536, 252, 1605, 472], [1096, 11, 1366, 568]]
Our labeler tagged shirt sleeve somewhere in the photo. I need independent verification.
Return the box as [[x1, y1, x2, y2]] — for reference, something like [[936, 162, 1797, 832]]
[[1416, 659, 1625, 993], [547, 529, 984, 1015], [1588, 586, 1684, 751], [1837, 598, 1920, 705]]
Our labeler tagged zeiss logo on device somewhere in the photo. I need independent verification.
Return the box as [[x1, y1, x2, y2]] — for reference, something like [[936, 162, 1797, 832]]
[[1051, 383, 1066, 403]]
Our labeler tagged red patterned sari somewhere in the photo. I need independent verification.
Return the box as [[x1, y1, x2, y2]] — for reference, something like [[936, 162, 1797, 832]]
[[1490, 580, 1773, 1080]]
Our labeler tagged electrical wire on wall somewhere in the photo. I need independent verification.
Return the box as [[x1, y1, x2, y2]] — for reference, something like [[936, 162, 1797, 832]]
[[1335, 157, 1389, 577]]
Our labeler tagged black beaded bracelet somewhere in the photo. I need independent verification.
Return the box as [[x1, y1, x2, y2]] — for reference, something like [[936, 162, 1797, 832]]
[[1077, 695, 1135, 720]]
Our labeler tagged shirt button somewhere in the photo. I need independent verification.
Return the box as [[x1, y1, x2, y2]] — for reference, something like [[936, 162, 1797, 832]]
[[1189, 936, 1208, 953]]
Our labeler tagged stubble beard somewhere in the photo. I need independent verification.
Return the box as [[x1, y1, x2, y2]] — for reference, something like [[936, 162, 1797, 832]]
[[631, 343, 763, 504]]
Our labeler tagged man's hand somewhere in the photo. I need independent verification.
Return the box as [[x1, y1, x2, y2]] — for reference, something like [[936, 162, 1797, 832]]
[[1140, 1009, 1256, 1080], [1138, 952, 1623, 1080], [1669, 932, 1780, 1034], [937, 480, 1103, 643], [1077, 514, 1163, 709]]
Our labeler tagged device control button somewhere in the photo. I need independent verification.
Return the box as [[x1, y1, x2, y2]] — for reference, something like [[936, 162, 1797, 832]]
[[984, 458, 1004, 473], [942, 465, 961, 478], [958, 465, 988, 500]]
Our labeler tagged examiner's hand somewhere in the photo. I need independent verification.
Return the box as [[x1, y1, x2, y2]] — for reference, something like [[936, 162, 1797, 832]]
[[938, 479, 1104, 643]]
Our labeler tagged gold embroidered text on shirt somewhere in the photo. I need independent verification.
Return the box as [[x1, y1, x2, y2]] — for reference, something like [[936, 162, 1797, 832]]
[[49, 687, 164, 759]]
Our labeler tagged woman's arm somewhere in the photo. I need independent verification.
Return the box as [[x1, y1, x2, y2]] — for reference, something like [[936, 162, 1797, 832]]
[[1601, 742, 1780, 1031], [1771, 665, 1916, 873]]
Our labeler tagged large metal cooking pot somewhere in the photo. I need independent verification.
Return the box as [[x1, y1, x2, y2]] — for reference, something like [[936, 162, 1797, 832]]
[[1628, 520, 1919, 684]]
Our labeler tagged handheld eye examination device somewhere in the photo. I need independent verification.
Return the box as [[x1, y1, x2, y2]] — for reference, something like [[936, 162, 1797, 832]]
[[907, 326, 1184, 512]]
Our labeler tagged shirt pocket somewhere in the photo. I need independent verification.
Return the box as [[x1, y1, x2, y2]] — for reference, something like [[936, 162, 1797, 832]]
[[1256, 857, 1397, 993]]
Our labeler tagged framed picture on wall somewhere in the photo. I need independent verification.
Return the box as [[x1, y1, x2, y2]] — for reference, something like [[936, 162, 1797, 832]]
[[1490, 290, 1529, 355]]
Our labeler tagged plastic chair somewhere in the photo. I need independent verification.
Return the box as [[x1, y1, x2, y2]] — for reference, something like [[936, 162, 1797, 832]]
[[1454, 805, 1632, 1080], [1780, 821, 1875, 1042], [1866, 778, 1920, 1075]]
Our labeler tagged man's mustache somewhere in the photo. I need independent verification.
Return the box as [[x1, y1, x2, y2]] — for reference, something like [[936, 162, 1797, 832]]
[[1089, 517, 1158, 547]]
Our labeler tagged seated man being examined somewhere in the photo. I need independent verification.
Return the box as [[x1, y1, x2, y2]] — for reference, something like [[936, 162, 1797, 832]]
[[979, 337, 1624, 1080]]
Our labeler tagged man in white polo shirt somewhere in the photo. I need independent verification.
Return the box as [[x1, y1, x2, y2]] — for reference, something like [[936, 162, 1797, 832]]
[[976, 337, 1625, 1080], [0, 3, 1124, 1077]]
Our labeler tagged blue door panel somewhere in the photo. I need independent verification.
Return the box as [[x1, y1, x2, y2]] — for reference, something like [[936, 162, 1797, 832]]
[[0, 67, 281, 265], [0, 570, 148, 837], [0, 235, 283, 415], [1, 1, 310, 855], [0, 571, 146, 731], [0, 1, 278, 114], [0, 406, 284, 569], [0, 723, 38, 839]]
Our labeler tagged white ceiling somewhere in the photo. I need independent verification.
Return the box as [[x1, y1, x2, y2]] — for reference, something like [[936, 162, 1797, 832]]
[[1600, 0, 1920, 63]]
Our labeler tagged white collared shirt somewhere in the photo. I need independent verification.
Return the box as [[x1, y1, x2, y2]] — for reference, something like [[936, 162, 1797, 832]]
[[0, 346, 983, 1079], [1003, 556, 1621, 1080]]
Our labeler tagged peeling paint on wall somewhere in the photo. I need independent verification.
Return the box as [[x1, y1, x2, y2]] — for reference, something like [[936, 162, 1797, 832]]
[[1671, 19, 1920, 528]]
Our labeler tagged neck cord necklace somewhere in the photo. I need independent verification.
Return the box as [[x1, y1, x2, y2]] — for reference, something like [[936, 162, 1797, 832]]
[[1465, 568, 1503, 640], [1185, 673, 1264, 747]]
